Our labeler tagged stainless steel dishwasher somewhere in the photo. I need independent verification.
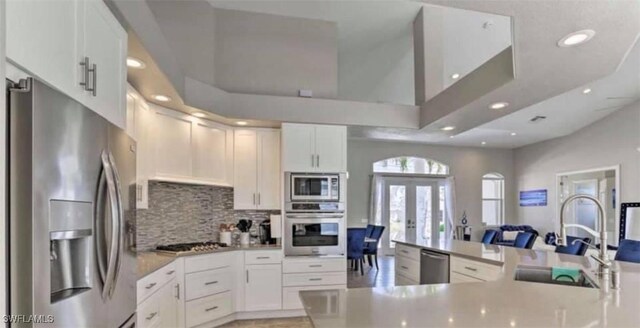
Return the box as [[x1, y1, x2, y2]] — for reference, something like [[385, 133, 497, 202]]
[[420, 249, 450, 284]]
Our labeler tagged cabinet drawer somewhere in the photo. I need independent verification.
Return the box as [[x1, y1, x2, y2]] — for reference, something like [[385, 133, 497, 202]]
[[450, 271, 484, 283], [395, 274, 419, 287], [282, 258, 346, 273], [245, 250, 283, 265], [137, 289, 162, 328], [396, 244, 421, 262], [283, 272, 346, 287], [450, 256, 501, 282], [185, 291, 233, 328], [137, 262, 176, 304], [395, 256, 420, 282], [185, 268, 232, 301], [282, 285, 346, 310], [184, 252, 234, 273]]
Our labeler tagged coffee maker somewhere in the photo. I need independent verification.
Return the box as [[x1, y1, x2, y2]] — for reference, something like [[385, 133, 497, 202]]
[[259, 219, 276, 245]]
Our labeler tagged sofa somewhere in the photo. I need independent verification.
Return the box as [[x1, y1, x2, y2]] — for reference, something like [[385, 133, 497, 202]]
[[494, 225, 539, 246]]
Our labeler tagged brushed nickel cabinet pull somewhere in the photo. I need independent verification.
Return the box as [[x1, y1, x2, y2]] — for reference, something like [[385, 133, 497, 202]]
[[166, 270, 175, 275], [464, 266, 478, 272], [145, 282, 157, 289], [309, 264, 322, 268], [400, 266, 408, 270], [79, 57, 90, 90], [145, 312, 157, 320], [204, 281, 218, 285], [205, 306, 218, 312], [309, 278, 322, 281], [256, 256, 270, 259]]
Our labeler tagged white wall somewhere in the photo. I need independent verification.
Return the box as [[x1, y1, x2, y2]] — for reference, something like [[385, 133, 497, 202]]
[[338, 26, 415, 106], [214, 8, 338, 98], [1, 0, 6, 317], [514, 102, 640, 236], [347, 139, 515, 240]]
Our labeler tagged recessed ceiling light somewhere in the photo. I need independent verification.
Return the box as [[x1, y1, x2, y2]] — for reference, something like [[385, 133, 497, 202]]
[[557, 29, 595, 47], [510, 132, 517, 136], [481, 141, 487, 145], [449, 136, 455, 139], [151, 94, 171, 102], [192, 112, 206, 118], [236, 121, 248, 126], [441, 126, 455, 131], [490, 102, 509, 110], [451, 73, 460, 79], [126, 57, 146, 69], [582, 88, 592, 94]]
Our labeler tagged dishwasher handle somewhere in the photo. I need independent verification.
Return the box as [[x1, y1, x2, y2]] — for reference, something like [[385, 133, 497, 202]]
[[421, 250, 448, 260]]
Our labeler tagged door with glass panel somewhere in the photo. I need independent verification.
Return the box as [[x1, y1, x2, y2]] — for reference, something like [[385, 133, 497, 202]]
[[382, 178, 441, 255]]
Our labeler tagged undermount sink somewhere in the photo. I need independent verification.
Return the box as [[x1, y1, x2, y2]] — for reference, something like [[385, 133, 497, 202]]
[[514, 265, 599, 289]]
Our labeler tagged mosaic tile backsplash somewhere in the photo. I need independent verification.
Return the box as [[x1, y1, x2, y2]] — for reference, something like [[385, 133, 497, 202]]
[[136, 181, 279, 251]]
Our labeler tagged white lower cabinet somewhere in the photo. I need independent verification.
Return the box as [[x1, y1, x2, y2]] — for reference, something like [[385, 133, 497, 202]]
[[137, 277, 179, 328], [185, 291, 233, 328], [449, 256, 501, 282], [281, 257, 347, 310], [244, 264, 282, 312]]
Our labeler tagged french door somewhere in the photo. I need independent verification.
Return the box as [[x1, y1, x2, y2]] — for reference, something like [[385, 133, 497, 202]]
[[381, 177, 442, 255]]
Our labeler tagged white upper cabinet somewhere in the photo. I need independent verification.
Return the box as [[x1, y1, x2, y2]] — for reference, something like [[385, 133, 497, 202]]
[[234, 129, 281, 210], [6, 0, 126, 129], [153, 111, 193, 179], [192, 121, 234, 185], [80, 0, 127, 128], [282, 123, 347, 173], [6, 0, 81, 98], [314, 125, 347, 172]]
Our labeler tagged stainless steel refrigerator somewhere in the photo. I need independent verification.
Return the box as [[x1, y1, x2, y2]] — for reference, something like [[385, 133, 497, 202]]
[[7, 78, 137, 327]]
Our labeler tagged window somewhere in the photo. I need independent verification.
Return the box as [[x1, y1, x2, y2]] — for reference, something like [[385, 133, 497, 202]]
[[482, 173, 504, 226], [373, 156, 449, 175]]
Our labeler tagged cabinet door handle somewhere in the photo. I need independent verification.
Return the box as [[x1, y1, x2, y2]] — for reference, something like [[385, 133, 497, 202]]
[[205, 306, 219, 312], [311, 154, 315, 167], [401, 250, 409, 254], [464, 266, 478, 272], [204, 281, 218, 286], [257, 193, 261, 205], [90, 63, 97, 96], [256, 256, 270, 259], [246, 270, 249, 283], [166, 270, 175, 275], [145, 312, 157, 320], [316, 155, 320, 168], [175, 283, 180, 300], [309, 264, 322, 268], [79, 57, 90, 90], [309, 278, 322, 281], [400, 266, 409, 270], [145, 282, 157, 289], [253, 193, 256, 205]]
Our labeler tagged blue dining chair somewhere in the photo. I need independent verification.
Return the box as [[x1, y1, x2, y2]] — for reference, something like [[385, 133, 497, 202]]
[[365, 224, 375, 239], [615, 239, 640, 263], [481, 230, 499, 245], [347, 228, 367, 275], [514, 232, 536, 249], [364, 225, 385, 270], [555, 236, 592, 256]]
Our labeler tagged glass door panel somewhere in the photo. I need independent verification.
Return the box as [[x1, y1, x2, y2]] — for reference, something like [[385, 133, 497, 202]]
[[388, 185, 407, 248], [416, 186, 433, 245]]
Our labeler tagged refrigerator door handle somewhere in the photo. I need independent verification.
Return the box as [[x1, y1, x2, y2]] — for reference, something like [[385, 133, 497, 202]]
[[100, 150, 120, 300], [108, 151, 125, 296], [95, 163, 108, 290]]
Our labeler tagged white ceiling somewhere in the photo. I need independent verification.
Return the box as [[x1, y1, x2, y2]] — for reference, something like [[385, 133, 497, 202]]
[[350, 36, 640, 148]]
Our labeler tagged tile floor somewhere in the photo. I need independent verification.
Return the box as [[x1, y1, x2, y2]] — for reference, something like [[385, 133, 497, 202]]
[[219, 316, 312, 328], [347, 255, 395, 288]]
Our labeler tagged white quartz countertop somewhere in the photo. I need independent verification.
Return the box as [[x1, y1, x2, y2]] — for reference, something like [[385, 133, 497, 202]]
[[300, 240, 640, 327]]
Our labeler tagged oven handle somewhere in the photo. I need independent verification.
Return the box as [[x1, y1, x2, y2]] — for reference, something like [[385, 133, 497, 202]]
[[286, 214, 345, 219]]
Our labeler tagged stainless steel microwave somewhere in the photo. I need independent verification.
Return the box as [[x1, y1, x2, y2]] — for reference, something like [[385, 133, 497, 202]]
[[285, 172, 345, 202]]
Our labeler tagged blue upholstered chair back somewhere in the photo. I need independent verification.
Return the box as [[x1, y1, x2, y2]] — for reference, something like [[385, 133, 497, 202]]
[[364, 226, 385, 253], [481, 230, 498, 245], [615, 239, 640, 263], [555, 236, 592, 256], [365, 224, 375, 238], [347, 228, 366, 260], [514, 232, 535, 249]]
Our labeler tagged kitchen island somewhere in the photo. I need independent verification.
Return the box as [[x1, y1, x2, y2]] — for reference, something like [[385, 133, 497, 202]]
[[300, 240, 640, 327]]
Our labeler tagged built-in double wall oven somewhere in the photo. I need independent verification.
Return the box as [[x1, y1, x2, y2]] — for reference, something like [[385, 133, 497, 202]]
[[285, 173, 346, 256]]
